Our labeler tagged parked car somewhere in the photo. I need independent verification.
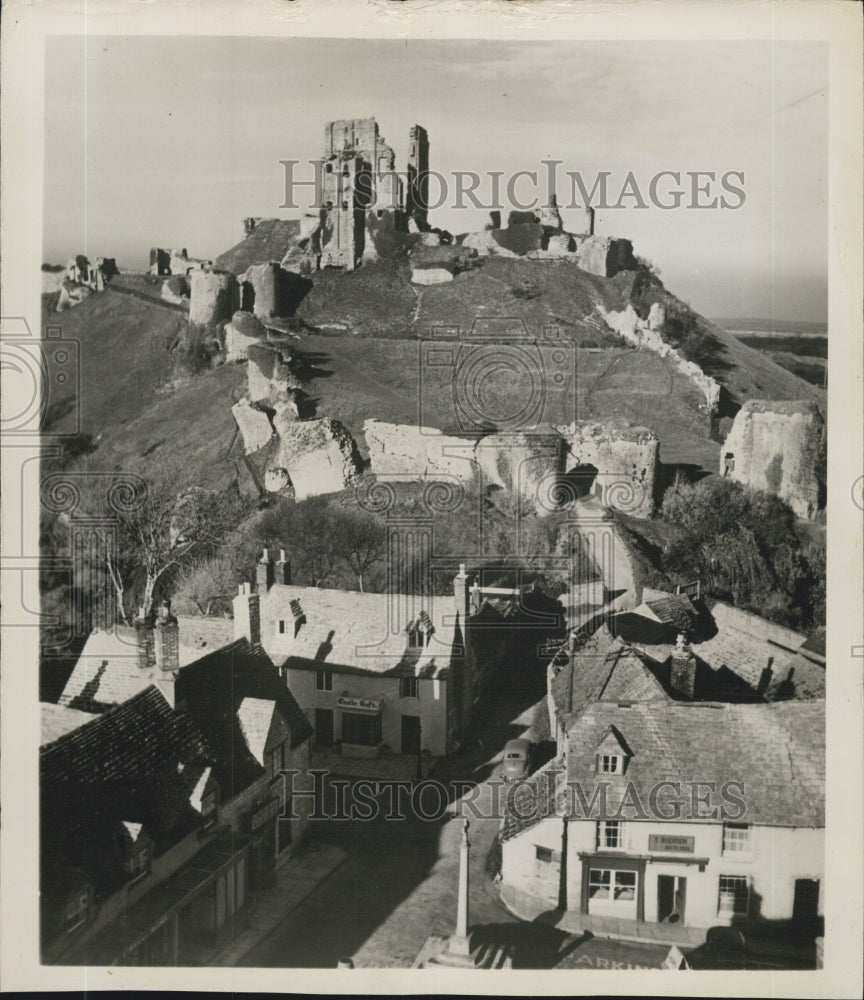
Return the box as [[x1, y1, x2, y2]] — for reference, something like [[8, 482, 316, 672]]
[[502, 739, 533, 781], [702, 921, 819, 970]]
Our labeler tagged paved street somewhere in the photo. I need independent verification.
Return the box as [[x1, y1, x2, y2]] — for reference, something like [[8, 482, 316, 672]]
[[241, 649, 551, 968]]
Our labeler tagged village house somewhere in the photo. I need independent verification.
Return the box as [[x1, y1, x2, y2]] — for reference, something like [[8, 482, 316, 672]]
[[41, 616, 313, 965], [499, 699, 824, 937], [232, 549, 540, 759]]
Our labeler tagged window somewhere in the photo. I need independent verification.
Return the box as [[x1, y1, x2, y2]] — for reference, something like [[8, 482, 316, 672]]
[[268, 741, 286, 779], [718, 875, 750, 916], [598, 754, 622, 774], [278, 620, 286, 634], [341, 711, 382, 747], [535, 846, 561, 864], [315, 669, 333, 692], [588, 868, 611, 900], [614, 871, 637, 901], [128, 845, 151, 882], [407, 628, 424, 649], [400, 676, 418, 699], [597, 820, 624, 850], [722, 823, 751, 854], [65, 889, 90, 931], [202, 788, 218, 828]]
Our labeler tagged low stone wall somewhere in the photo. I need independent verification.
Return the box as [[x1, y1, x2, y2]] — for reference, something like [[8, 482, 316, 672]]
[[722, 399, 824, 519]]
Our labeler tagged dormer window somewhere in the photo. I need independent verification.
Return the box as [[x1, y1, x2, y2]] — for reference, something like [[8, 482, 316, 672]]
[[598, 754, 623, 774], [128, 844, 151, 882], [407, 627, 424, 649]]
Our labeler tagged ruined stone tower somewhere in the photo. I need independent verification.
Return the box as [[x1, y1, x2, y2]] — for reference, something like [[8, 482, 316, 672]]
[[407, 124, 430, 230]]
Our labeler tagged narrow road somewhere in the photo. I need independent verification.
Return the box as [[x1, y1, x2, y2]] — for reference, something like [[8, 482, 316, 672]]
[[240, 664, 546, 968]]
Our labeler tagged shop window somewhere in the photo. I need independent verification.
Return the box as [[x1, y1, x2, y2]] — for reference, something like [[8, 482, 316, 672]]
[[597, 820, 624, 850], [342, 711, 382, 747], [400, 676, 418, 698], [718, 875, 750, 916], [588, 868, 611, 900], [722, 823, 751, 854], [315, 669, 333, 692]]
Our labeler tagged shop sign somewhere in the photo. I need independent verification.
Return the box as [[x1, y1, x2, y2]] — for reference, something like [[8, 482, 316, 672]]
[[336, 694, 383, 713], [648, 834, 695, 853]]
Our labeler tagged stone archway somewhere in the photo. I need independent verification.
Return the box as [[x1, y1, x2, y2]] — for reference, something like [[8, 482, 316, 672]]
[[560, 463, 600, 503]]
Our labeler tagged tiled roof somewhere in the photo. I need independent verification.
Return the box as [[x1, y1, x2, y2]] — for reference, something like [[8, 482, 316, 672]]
[[694, 602, 822, 700], [263, 585, 461, 678], [176, 615, 235, 666], [40, 703, 98, 745], [643, 594, 698, 632], [175, 639, 312, 797], [549, 626, 669, 728], [500, 757, 566, 842], [58, 627, 152, 712], [565, 701, 824, 827]]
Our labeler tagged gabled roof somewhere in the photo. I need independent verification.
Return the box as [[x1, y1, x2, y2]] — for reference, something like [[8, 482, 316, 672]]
[[175, 638, 312, 796], [263, 585, 461, 678], [58, 627, 153, 712], [40, 703, 98, 745], [500, 757, 565, 842], [549, 626, 669, 728], [565, 701, 824, 828]]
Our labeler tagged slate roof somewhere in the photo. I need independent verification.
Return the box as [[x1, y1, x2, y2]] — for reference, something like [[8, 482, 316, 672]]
[[58, 627, 152, 712], [502, 700, 825, 840], [264, 585, 462, 678], [175, 638, 312, 796], [549, 626, 669, 728], [564, 701, 825, 827], [214, 218, 301, 274], [40, 703, 98, 745]]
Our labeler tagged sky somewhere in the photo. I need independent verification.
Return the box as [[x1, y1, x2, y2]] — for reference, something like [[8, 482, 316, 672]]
[[44, 36, 828, 322]]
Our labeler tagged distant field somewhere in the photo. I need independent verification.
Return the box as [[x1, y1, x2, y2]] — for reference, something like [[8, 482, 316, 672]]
[[713, 317, 828, 336], [735, 334, 827, 359]]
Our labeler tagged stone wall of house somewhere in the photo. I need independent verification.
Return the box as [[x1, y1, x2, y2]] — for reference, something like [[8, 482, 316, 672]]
[[598, 302, 721, 411], [722, 399, 825, 519]]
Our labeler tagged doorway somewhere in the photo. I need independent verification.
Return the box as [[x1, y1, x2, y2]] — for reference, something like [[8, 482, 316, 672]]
[[792, 878, 820, 922], [315, 708, 334, 747], [561, 464, 599, 503], [657, 875, 687, 924], [401, 715, 421, 755]]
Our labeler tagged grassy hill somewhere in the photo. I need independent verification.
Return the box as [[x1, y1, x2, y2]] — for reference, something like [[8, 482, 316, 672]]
[[42, 254, 822, 494]]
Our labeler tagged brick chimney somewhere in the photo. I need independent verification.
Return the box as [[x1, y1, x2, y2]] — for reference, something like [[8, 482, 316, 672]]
[[233, 582, 261, 644], [256, 548, 275, 592], [274, 548, 291, 585], [154, 600, 180, 674], [134, 607, 155, 671], [669, 633, 697, 700]]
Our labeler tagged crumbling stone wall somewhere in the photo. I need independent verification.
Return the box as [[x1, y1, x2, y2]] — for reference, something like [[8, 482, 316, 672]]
[[555, 419, 659, 518], [237, 262, 311, 320], [189, 268, 238, 327], [268, 416, 362, 500], [363, 418, 660, 518], [363, 420, 478, 481], [722, 399, 824, 519], [247, 342, 304, 404], [232, 399, 274, 454], [598, 303, 721, 412], [160, 274, 189, 306], [576, 236, 636, 277], [224, 311, 266, 362], [56, 255, 116, 311]]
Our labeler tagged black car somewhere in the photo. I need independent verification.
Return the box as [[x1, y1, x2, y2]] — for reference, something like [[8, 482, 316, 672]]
[[701, 921, 820, 970]]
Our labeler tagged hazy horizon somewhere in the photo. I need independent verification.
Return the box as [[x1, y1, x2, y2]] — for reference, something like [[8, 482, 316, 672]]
[[44, 36, 828, 324]]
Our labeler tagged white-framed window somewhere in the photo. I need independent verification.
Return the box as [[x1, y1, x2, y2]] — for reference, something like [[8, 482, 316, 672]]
[[718, 875, 750, 916], [65, 888, 90, 931], [399, 676, 418, 699], [722, 823, 751, 854], [597, 754, 622, 774], [588, 868, 611, 900], [315, 669, 333, 692], [597, 820, 624, 850]]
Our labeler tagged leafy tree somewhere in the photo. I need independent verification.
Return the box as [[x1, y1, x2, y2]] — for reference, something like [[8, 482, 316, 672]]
[[173, 554, 241, 617]]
